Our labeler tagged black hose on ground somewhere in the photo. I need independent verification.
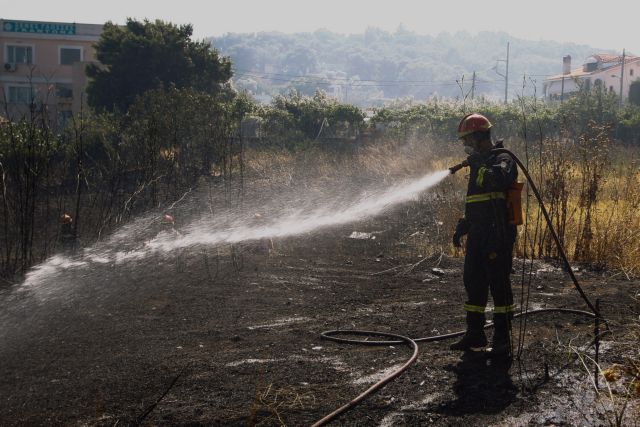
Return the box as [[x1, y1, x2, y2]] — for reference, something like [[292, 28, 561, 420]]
[[313, 151, 607, 425], [314, 308, 598, 426], [311, 331, 419, 427]]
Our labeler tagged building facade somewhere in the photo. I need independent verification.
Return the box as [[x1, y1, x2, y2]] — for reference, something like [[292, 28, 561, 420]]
[[543, 53, 640, 102], [1, 19, 103, 124]]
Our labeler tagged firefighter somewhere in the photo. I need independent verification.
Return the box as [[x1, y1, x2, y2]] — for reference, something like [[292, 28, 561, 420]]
[[161, 213, 181, 236], [450, 113, 518, 357], [59, 213, 77, 253], [162, 214, 175, 227]]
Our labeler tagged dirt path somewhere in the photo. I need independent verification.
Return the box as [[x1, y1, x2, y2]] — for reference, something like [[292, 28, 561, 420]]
[[0, 227, 638, 426]]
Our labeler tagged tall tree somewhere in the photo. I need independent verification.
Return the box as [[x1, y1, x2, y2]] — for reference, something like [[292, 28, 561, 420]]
[[86, 19, 233, 112]]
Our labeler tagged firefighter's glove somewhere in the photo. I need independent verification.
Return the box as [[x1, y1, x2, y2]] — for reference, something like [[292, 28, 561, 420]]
[[452, 218, 470, 248], [466, 152, 485, 169]]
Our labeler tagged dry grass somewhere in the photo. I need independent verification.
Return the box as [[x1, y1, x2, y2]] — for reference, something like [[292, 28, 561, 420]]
[[241, 136, 640, 276], [571, 345, 640, 426], [248, 382, 316, 426], [516, 142, 640, 275]]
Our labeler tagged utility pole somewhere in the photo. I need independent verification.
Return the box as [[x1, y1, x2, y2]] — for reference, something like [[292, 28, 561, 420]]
[[494, 42, 510, 104], [504, 42, 510, 104], [619, 48, 626, 107], [471, 70, 476, 100]]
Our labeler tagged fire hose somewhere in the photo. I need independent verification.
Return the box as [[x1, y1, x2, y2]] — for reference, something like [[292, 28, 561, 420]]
[[312, 148, 606, 426]]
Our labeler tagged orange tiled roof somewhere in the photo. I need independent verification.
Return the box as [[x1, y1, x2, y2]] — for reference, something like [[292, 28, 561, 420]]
[[546, 55, 640, 81], [591, 54, 621, 63], [590, 53, 638, 63], [547, 68, 591, 80]]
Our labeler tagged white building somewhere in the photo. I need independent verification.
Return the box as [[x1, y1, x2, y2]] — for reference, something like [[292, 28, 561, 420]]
[[1, 19, 102, 124], [543, 53, 640, 102]]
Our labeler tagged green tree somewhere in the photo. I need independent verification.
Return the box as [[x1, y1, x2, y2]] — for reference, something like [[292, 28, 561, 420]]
[[266, 90, 364, 143], [283, 47, 318, 75], [86, 19, 233, 112]]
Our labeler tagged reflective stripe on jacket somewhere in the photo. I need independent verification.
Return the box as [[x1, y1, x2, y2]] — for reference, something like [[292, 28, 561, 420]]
[[464, 151, 516, 222]]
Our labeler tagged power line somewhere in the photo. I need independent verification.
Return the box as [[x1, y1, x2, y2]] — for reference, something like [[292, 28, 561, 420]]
[[233, 69, 503, 88], [233, 66, 554, 88], [233, 67, 472, 84], [234, 67, 503, 85]]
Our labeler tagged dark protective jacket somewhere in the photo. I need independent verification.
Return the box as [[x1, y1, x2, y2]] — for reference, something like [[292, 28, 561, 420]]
[[464, 150, 517, 224], [461, 145, 518, 317], [60, 222, 76, 252]]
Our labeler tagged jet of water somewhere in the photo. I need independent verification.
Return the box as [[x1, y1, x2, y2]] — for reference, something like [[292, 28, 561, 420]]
[[19, 169, 450, 294], [152, 169, 450, 251]]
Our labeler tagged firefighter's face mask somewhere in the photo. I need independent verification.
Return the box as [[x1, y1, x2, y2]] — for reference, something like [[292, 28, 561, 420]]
[[462, 135, 477, 155]]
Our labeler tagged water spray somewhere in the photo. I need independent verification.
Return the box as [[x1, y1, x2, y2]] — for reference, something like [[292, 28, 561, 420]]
[[313, 148, 606, 426], [16, 169, 451, 298]]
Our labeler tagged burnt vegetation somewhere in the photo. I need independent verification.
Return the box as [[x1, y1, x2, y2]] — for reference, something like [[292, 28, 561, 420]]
[[2, 80, 640, 279], [0, 19, 639, 426]]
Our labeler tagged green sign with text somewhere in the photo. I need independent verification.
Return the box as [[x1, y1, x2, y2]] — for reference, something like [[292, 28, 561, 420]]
[[3, 20, 76, 35]]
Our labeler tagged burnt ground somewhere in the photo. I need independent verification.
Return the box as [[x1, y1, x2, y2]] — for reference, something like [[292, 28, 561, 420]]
[[0, 224, 639, 426]]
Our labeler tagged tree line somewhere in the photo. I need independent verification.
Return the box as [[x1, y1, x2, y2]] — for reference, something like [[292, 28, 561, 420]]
[[212, 28, 602, 105], [1, 19, 639, 280]]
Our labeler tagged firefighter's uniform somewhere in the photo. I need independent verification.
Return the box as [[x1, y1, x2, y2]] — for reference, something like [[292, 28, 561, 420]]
[[59, 214, 77, 253], [454, 147, 518, 353]]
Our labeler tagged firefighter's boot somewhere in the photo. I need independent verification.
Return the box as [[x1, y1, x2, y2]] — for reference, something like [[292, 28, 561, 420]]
[[450, 312, 487, 351], [490, 313, 512, 357]]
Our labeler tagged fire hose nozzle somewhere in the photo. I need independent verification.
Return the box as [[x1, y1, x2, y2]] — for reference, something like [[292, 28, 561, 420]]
[[449, 160, 469, 174]]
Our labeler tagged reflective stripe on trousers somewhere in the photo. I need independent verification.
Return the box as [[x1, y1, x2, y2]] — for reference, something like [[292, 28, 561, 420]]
[[493, 304, 515, 314], [464, 304, 515, 313], [464, 303, 486, 313]]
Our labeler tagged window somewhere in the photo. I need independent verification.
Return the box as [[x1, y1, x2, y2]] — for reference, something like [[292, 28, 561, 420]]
[[8, 86, 33, 104], [6, 45, 33, 64], [56, 83, 73, 99], [59, 47, 82, 65], [631, 69, 635, 77], [610, 86, 615, 93]]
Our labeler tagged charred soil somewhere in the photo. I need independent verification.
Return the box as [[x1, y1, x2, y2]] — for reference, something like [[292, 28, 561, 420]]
[[0, 224, 639, 426]]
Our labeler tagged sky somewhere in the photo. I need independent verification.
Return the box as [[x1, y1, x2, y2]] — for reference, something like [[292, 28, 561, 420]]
[[4, 0, 638, 55]]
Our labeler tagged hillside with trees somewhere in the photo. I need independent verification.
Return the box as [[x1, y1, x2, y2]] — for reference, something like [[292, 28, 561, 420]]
[[211, 28, 612, 106]]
